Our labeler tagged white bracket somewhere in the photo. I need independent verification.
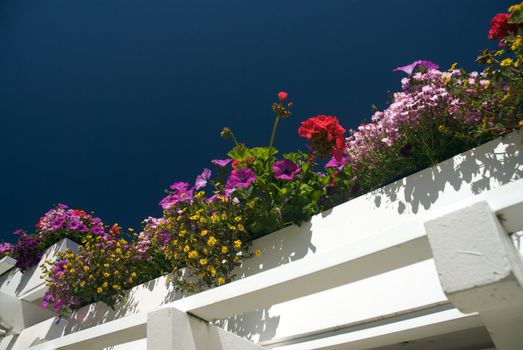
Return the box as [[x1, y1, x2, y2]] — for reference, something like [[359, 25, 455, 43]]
[[425, 201, 523, 350]]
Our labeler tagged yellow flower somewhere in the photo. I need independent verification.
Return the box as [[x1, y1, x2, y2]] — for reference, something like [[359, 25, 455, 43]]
[[183, 245, 190, 253], [209, 267, 217, 277], [131, 272, 137, 278], [221, 213, 228, 220], [255, 249, 262, 257], [500, 58, 513, 67], [438, 124, 446, 133], [509, 3, 522, 12], [218, 277, 225, 285], [221, 246, 228, 254], [97, 287, 103, 294], [83, 266, 90, 272], [234, 240, 242, 249], [112, 284, 121, 291], [103, 282, 108, 288], [512, 36, 522, 51], [494, 49, 504, 56], [69, 268, 75, 273], [104, 263, 109, 268], [115, 248, 122, 254], [179, 230, 187, 237], [237, 224, 245, 232], [199, 217, 207, 224], [190, 214, 200, 221], [234, 216, 242, 223], [207, 236, 217, 247], [195, 191, 205, 199], [80, 280, 86, 287], [103, 272, 110, 278], [200, 230, 208, 237], [247, 200, 256, 209], [188, 250, 198, 259], [199, 258, 208, 266], [211, 214, 219, 223]]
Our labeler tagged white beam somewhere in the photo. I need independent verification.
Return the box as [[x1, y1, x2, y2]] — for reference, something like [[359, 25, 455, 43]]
[[147, 307, 262, 350]]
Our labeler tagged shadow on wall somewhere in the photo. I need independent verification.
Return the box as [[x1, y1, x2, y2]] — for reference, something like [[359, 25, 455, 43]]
[[373, 131, 523, 215]]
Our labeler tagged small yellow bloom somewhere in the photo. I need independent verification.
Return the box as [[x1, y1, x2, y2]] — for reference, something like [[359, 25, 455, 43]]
[[104, 263, 109, 268], [131, 272, 137, 278], [217, 277, 225, 285], [80, 280, 86, 287], [509, 4, 522, 12], [255, 249, 262, 257], [234, 216, 242, 222], [68, 268, 75, 273], [234, 240, 242, 249], [190, 214, 200, 221], [200, 230, 208, 237], [247, 200, 256, 209], [103, 272, 110, 278], [221, 246, 228, 254], [209, 267, 217, 277], [179, 230, 187, 237], [512, 36, 522, 51], [448, 62, 458, 72], [188, 250, 198, 259], [184, 245, 190, 253], [199, 258, 208, 265], [115, 248, 122, 254], [210, 214, 219, 223], [500, 58, 513, 67], [195, 191, 205, 199], [494, 49, 504, 56], [112, 284, 121, 291], [97, 287, 103, 294], [207, 236, 217, 247], [83, 266, 90, 272], [438, 124, 446, 133], [221, 213, 228, 220], [237, 224, 245, 232], [103, 282, 108, 288]]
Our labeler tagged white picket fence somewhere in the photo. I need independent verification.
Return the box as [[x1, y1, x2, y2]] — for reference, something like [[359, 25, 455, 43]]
[[1, 130, 522, 350]]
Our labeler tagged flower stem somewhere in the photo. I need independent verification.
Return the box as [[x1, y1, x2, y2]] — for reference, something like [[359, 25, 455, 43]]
[[269, 114, 281, 150]]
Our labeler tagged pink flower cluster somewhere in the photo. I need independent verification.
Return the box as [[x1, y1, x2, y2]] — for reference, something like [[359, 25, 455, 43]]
[[345, 66, 486, 168], [36, 203, 105, 238]]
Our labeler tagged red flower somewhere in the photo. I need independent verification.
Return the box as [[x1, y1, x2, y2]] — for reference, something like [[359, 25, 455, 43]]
[[488, 13, 517, 40], [298, 115, 346, 160], [231, 159, 240, 169], [278, 91, 288, 101]]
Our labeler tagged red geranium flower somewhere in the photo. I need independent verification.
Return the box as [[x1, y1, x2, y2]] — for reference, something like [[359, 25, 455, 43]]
[[278, 91, 288, 101], [298, 115, 346, 160], [488, 13, 517, 40]]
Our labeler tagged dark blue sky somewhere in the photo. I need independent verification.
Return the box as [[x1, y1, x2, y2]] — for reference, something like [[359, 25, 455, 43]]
[[0, 0, 512, 242]]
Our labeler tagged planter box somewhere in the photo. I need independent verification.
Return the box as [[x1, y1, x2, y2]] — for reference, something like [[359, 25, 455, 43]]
[[6, 130, 523, 349], [0, 256, 16, 276]]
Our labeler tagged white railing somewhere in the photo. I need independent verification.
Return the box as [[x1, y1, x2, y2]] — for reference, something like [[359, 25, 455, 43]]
[[1, 130, 522, 350]]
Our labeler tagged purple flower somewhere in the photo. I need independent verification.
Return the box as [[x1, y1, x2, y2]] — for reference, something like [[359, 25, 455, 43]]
[[160, 182, 194, 209], [91, 225, 104, 236], [67, 219, 81, 231], [225, 168, 257, 189], [0, 242, 12, 254], [393, 60, 439, 75], [325, 156, 349, 171], [211, 159, 232, 167], [51, 218, 64, 230], [169, 181, 190, 191], [195, 168, 212, 190], [57, 203, 69, 210], [272, 159, 301, 180]]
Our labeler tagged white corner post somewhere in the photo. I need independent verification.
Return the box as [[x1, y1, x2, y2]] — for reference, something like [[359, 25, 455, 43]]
[[147, 307, 262, 350], [425, 201, 523, 350]]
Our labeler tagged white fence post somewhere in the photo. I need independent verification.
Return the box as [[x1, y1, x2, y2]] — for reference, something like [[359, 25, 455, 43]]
[[425, 201, 523, 350], [147, 307, 262, 350]]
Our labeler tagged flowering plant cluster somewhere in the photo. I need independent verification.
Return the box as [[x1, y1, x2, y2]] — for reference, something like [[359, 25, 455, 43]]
[[41, 224, 159, 313], [36, 204, 106, 248], [3, 3, 522, 314]]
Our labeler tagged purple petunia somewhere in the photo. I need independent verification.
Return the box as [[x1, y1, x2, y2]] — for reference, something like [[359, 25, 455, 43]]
[[272, 159, 301, 180], [195, 168, 212, 190], [393, 60, 439, 75], [211, 159, 232, 167], [160, 182, 194, 209], [325, 156, 349, 171], [225, 168, 257, 189]]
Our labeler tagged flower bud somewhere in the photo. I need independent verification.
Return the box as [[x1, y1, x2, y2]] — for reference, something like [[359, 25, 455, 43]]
[[220, 127, 232, 138], [278, 91, 288, 101]]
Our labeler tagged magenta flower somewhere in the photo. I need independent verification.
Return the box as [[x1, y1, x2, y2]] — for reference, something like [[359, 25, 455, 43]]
[[0, 242, 12, 254], [393, 60, 439, 75], [211, 159, 232, 167], [225, 168, 257, 189], [160, 182, 194, 209], [195, 168, 212, 190], [272, 159, 300, 180], [325, 156, 349, 171]]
